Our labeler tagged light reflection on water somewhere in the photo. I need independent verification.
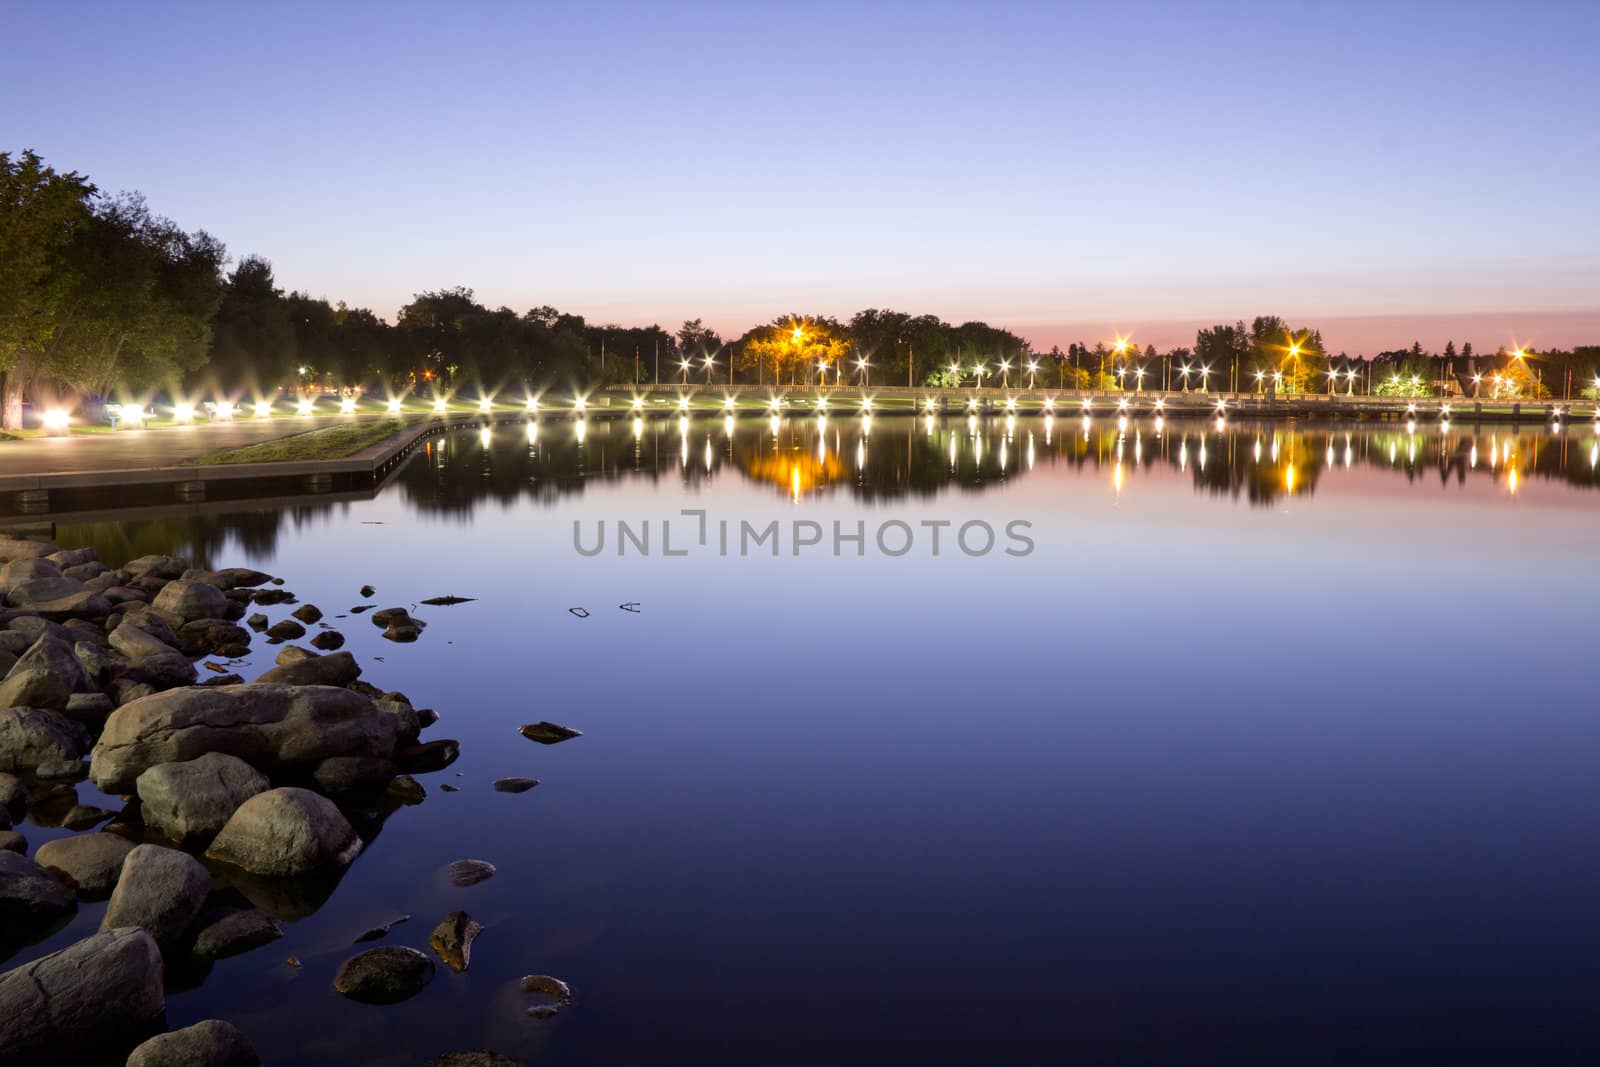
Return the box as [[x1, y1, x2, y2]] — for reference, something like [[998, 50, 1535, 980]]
[[16, 415, 1600, 1065]]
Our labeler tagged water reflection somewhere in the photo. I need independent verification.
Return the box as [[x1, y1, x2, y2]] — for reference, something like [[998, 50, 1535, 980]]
[[41, 415, 1598, 567]]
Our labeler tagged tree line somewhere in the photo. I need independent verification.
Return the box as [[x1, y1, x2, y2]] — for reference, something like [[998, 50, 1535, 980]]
[[6, 148, 1600, 428]]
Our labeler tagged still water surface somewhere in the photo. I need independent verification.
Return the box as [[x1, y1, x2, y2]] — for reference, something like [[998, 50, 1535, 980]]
[[18, 414, 1600, 1065]]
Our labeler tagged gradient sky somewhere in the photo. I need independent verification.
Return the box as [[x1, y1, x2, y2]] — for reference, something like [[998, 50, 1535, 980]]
[[7, 0, 1599, 354]]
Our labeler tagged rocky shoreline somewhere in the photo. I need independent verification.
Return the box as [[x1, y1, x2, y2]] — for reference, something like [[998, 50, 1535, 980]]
[[0, 535, 572, 1066]]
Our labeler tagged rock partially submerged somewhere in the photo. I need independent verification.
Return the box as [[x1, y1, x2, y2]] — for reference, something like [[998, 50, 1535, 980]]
[[191, 907, 284, 961], [99, 843, 210, 952], [448, 858, 496, 887], [126, 1019, 260, 1067], [518, 721, 582, 745], [429, 910, 482, 972], [332, 945, 435, 1004], [0, 707, 90, 771], [91, 683, 398, 793], [520, 974, 573, 1017], [254, 649, 360, 686], [34, 832, 135, 900], [0, 927, 165, 1061], [136, 752, 270, 845], [492, 777, 539, 793], [207, 787, 362, 877], [0, 850, 76, 926]]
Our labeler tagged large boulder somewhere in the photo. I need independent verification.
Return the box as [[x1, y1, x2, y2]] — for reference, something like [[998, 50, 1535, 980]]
[[136, 752, 269, 845], [126, 1019, 260, 1067], [0, 927, 164, 1061], [0, 634, 97, 711], [0, 538, 60, 563], [6, 577, 110, 619], [183, 567, 273, 590], [0, 558, 61, 585], [125, 554, 188, 579], [99, 844, 210, 951], [34, 832, 137, 900], [152, 580, 228, 625], [108, 621, 197, 690], [255, 650, 361, 686], [46, 547, 97, 568], [0, 707, 90, 772], [0, 850, 76, 925], [91, 684, 397, 793], [206, 787, 362, 876]]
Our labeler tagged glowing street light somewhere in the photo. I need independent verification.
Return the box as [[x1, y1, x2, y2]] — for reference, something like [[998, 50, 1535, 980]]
[[997, 357, 1011, 388], [525, 395, 539, 413], [41, 408, 69, 433], [340, 396, 357, 415], [478, 396, 493, 413], [631, 395, 645, 411], [855, 356, 870, 387], [119, 403, 146, 426], [724, 394, 737, 411], [678, 394, 691, 411], [253, 400, 273, 418], [297, 398, 315, 416], [387, 397, 403, 414], [1026, 360, 1039, 389], [702, 354, 716, 385], [1198, 363, 1212, 393], [1179, 364, 1192, 391], [174, 402, 196, 423], [213, 400, 236, 420], [434, 396, 448, 414], [574, 396, 587, 413], [1134, 366, 1146, 394], [679, 359, 692, 385]]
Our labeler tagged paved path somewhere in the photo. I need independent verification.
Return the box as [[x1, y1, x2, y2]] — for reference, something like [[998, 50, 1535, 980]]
[[0, 415, 390, 476]]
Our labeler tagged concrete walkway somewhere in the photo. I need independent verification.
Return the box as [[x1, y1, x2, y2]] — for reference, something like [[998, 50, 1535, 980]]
[[0, 415, 392, 476]]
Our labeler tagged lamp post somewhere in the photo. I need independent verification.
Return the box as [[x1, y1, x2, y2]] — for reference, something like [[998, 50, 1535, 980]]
[[1134, 366, 1146, 394], [1179, 364, 1192, 392], [856, 357, 870, 388], [703, 354, 716, 386], [1198, 364, 1211, 395], [998, 358, 1011, 388], [1026, 360, 1039, 389], [680, 359, 692, 385]]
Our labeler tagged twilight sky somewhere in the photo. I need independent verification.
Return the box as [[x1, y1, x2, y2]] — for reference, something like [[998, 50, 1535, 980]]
[[7, 0, 1598, 354]]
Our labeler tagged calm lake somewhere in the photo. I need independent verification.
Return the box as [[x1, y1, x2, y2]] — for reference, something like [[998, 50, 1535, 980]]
[[13, 413, 1600, 1065]]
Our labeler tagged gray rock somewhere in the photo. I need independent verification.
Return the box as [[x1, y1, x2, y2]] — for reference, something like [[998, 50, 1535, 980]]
[[245, 613, 268, 632], [291, 604, 323, 623], [0, 537, 60, 562], [0, 630, 30, 656], [274, 644, 317, 666], [152, 579, 227, 624], [518, 721, 583, 745], [0, 707, 90, 771], [332, 945, 435, 1004], [99, 843, 210, 951], [190, 906, 283, 960], [48, 546, 98, 567], [0, 927, 164, 1061], [255, 650, 360, 686], [61, 617, 108, 646], [108, 619, 197, 689], [0, 558, 61, 584], [0, 830, 24, 854], [136, 752, 270, 845], [386, 774, 426, 804], [309, 630, 345, 650], [6, 616, 70, 644], [313, 756, 395, 794], [6, 576, 86, 607], [429, 910, 482, 972], [0, 772, 27, 814], [117, 608, 181, 648], [447, 859, 496, 887], [382, 623, 423, 643], [493, 777, 540, 793], [199, 672, 245, 687], [62, 561, 110, 582], [5, 577, 110, 619], [9, 633, 95, 692], [265, 618, 305, 640], [396, 738, 459, 773], [34, 759, 86, 781], [60, 803, 115, 831], [377, 698, 420, 746], [252, 588, 294, 605], [182, 567, 273, 590], [520, 974, 572, 1017], [126, 1019, 260, 1067], [0, 650, 15, 676], [63, 691, 114, 727], [0, 850, 75, 925], [177, 618, 251, 655], [91, 684, 398, 793], [370, 607, 421, 629], [34, 832, 136, 899], [125, 554, 188, 579], [0, 668, 69, 711], [74, 640, 128, 684], [206, 787, 362, 876]]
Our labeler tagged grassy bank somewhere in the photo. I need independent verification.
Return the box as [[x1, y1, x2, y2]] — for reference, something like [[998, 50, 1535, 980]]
[[191, 417, 423, 465]]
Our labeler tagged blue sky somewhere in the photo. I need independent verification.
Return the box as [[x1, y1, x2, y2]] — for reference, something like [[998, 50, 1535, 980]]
[[7, 0, 1598, 352]]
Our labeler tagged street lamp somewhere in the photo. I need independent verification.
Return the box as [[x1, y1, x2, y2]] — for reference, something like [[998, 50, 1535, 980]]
[[1179, 364, 1192, 392], [998, 357, 1011, 388], [679, 358, 692, 385], [1254, 369, 1266, 394], [1026, 360, 1039, 389], [1472, 373, 1482, 399], [1198, 364, 1211, 393], [856, 356, 870, 387], [1134, 366, 1146, 394], [703, 354, 716, 385]]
